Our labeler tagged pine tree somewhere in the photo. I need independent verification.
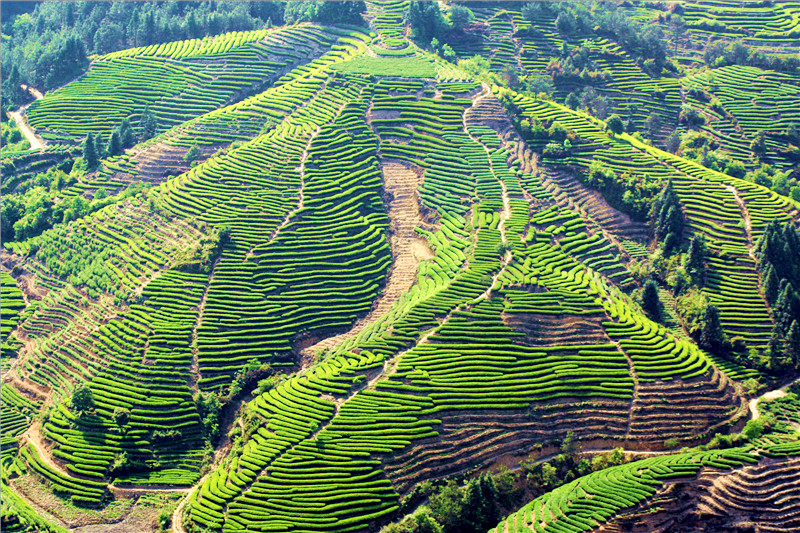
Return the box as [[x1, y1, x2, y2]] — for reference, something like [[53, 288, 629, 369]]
[[120, 118, 135, 147], [787, 320, 800, 366], [763, 263, 779, 305], [701, 304, 726, 354], [642, 280, 662, 322], [687, 234, 706, 280], [106, 130, 121, 156], [83, 134, 98, 169], [93, 133, 105, 159], [139, 105, 158, 140], [565, 92, 579, 110]]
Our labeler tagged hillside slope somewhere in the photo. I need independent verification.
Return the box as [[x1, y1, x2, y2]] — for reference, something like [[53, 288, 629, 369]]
[[1, 1, 799, 532]]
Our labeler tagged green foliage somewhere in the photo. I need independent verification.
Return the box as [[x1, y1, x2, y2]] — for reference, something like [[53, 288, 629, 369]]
[[564, 92, 579, 110], [408, 0, 447, 44], [0, 119, 29, 154], [641, 280, 663, 322], [583, 161, 659, 221], [704, 38, 800, 73], [138, 105, 158, 141], [700, 304, 727, 354], [183, 145, 202, 163], [105, 130, 121, 157], [70, 383, 94, 414], [284, 1, 366, 25], [605, 114, 624, 135], [112, 407, 130, 430], [1, 1, 286, 92], [651, 178, 683, 255], [742, 418, 765, 440], [448, 5, 474, 33], [686, 234, 707, 282], [82, 134, 98, 169], [194, 391, 222, 442], [679, 105, 705, 125]]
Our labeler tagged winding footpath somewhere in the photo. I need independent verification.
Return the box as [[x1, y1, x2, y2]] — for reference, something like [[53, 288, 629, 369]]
[[6, 84, 45, 150], [749, 375, 800, 421]]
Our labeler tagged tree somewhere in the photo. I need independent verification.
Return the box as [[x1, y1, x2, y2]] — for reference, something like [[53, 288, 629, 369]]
[[642, 280, 663, 322], [93, 132, 105, 159], [555, 12, 574, 34], [119, 118, 135, 148], [428, 480, 466, 532], [666, 130, 681, 153], [763, 264, 779, 305], [106, 130, 121, 156], [462, 473, 499, 533], [449, 4, 473, 32], [686, 234, 707, 281], [71, 382, 94, 414], [184, 144, 202, 163], [83, 133, 98, 169], [113, 406, 131, 429], [139, 105, 158, 140], [788, 320, 800, 365], [606, 114, 624, 136], [644, 113, 662, 137], [407, 0, 446, 44], [700, 304, 726, 354], [564, 92, 579, 110], [750, 130, 767, 156]]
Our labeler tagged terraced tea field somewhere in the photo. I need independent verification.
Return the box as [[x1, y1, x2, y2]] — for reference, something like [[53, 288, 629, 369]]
[[1, 1, 799, 532]]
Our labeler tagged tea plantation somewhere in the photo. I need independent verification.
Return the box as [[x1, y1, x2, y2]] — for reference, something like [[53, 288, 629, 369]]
[[1, 1, 798, 532]]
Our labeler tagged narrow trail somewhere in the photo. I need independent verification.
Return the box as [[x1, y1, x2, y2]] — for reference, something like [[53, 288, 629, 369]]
[[188, 257, 221, 391], [750, 375, 800, 420], [617, 341, 641, 438], [465, 82, 513, 301], [724, 184, 756, 262], [6, 85, 45, 150], [262, 126, 317, 248], [21, 422, 73, 480]]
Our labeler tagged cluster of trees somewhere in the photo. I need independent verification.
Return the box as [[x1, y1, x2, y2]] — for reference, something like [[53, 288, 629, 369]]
[[521, 2, 671, 76], [546, 43, 612, 87], [758, 221, 800, 368], [283, 1, 366, 26], [194, 391, 222, 443], [174, 225, 230, 274], [651, 178, 684, 255], [564, 87, 612, 120], [1, 1, 285, 98], [0, 119, 29, 154], [675, 131, 799, 201], [82, 118, 137, 169], [746, 163, 800, 202], [406, 0, 474, 45], [584, 161, 662, 221], [703, 39, 800, 73], [0, 167, 84, 243], [385, 437, 630, 533]]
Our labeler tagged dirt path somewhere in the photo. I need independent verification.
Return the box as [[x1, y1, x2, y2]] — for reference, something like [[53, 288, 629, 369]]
[[465, 82, 512, 301], [21, 422, 72, 479], [6, 87, 45, 150], [724, 184, 756, 261], [300, 162, 433, 359], [750, 375, 800, 420], [188, 257, 221, 391], [617, 341, 641, 438]]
